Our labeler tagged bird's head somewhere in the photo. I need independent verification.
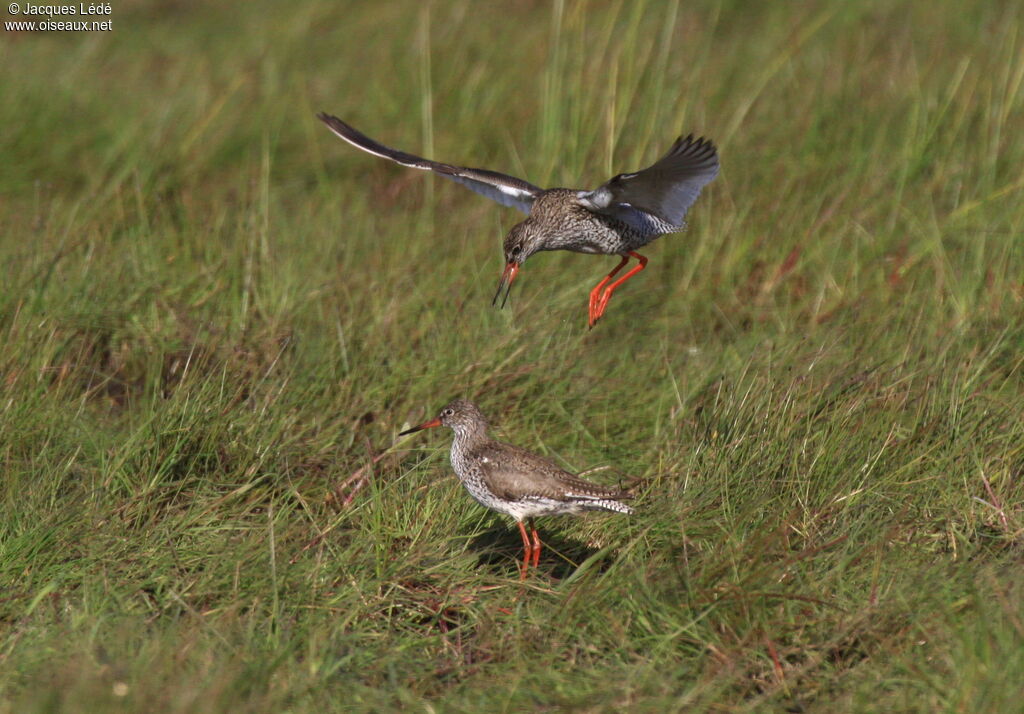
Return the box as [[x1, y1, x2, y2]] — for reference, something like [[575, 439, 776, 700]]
[[493, 221, 542, 308], [398, 399, 489, 436]]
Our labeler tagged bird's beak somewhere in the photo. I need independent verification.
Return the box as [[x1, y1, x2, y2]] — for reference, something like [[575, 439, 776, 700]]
[[492, 262, 519, 308], [399, 417, 442, 436]]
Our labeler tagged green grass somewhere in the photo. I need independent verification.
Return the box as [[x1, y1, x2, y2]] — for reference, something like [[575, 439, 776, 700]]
[[2, 0, 1023, 711]]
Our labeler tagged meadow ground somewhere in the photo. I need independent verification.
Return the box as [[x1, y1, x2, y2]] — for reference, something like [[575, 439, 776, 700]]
[[1, 1, 1023, 711]]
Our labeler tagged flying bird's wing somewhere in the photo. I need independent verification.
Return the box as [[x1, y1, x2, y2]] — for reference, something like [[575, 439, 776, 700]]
[[317, 113, 542, 214], [578, 134, 719, 234]]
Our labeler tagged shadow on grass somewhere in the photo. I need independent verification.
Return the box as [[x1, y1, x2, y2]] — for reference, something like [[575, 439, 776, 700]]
[[467, 519, 613, 581]]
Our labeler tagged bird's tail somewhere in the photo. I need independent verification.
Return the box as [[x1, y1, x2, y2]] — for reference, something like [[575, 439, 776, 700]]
[[581, 497, 634, 515]]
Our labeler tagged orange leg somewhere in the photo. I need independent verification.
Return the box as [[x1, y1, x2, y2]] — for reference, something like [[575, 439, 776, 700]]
[[529, 518, 541, 568], [516, 520, 533, 580], [591, 251, 648, 326], [588, 256, 629, 326]]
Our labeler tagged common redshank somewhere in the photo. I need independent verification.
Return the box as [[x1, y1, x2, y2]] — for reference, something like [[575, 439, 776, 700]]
[[398, 399, 634, 578], [318, 113, 719, 326]]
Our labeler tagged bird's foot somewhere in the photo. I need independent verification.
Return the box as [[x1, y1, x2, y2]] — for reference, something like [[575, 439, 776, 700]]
[[589, 290, 614, 327], [586, 252, 648, 327]]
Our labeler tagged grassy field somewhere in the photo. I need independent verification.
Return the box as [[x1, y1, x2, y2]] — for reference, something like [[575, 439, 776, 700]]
[[2, 0, 1024, 711]]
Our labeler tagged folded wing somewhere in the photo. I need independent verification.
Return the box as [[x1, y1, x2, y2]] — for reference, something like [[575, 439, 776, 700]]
[[578, 134, 719, 234], [479, 443, 633, 513], [318, 113, 542, 214]]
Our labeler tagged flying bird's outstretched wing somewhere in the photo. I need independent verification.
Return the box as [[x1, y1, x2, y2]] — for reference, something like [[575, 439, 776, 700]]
[[317, 113, 542, 214], [578, 134, 719, 234]]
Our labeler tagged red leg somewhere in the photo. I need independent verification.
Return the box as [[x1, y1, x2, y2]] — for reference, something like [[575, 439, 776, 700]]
[[588, 256, 629, 326], [592, 251, 648, 325], [516, 520, 532, 580], [529, 518, 541, 568]]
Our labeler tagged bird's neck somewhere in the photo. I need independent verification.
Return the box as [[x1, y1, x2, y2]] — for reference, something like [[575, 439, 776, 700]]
[[450, 424, 488, 454]]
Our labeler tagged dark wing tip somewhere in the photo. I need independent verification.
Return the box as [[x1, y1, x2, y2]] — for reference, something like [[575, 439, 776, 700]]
[[662, 133, 719, 175], [317, 112, 355, 136], [674, 133, 718, 157], [315, 112, 435, 170]]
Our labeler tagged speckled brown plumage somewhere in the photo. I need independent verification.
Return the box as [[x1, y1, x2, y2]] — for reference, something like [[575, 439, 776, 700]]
[[399, 399, 633, 578], [318, 113, 719, 326]]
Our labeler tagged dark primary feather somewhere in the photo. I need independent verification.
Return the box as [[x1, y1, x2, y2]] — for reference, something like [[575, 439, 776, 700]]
[[579, 134, 720, 233], [474, 441, 632, 505], [317, 113, 542, 214]]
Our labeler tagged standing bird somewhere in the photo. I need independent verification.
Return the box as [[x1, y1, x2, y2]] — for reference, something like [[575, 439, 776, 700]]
[[318, 113, 719, 326], [399, 399, 633, 579]]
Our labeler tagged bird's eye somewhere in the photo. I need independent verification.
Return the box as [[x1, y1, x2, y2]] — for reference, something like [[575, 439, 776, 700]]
[[511, 246, 522, 256], [443, 408, 454, 416]]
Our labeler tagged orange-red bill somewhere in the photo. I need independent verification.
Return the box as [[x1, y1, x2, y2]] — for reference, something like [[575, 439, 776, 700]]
[[398, 417, 442, 436], [492, 262, 519, 308]]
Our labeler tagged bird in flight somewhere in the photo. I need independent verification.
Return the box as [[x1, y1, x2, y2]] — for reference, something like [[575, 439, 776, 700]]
[[318, 113, 719, 326]]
